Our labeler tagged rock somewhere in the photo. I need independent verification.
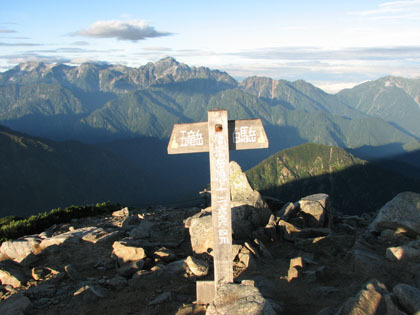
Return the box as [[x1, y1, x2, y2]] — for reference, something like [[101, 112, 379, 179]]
[[384, 294, 407, 315], [369, 192, 420, 237], [189, 214, 213, 254], [81, 228, 121, 244], [185, 256, 209, 277], [233, 219, 253, 241], [238, 247, 256, 269], [232, 244, 242, 261], [39, 226, 98, 249], [254, 239, 272, 259], [230, 161, 261, 206], [154, 247, 176, 262], [276, 202, 298, 221], [386, 240, 420, 263], [31, 267, 49, 280], [278, 220, 301, 241], [393, 283, 420, 314], [64, 264, 82, 281], [112, 207, 130, 217], [128, 220, 154, 239], [0, 293, 32, 315], [108, 276, 128, 289], [264, 215, 278, 241], [230, 161, 272, 226], [111, 241, 147, 263], [290, 256, 304, 269], [165, 259, 187, 274], [337, 279, 388, 315], [298, 193, 331, 228], [116, 260, 144, 278], [0, 238, 40, 263], [287, 257, 304, 282], [206, 283, 276, 315], [148, 291, 172, 306], [0, 260, 26, 288], [26, 283, 56, 298], [73, 284, 108, 302]]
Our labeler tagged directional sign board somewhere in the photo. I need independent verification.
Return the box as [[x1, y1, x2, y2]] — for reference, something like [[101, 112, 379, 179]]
[[167, 110, 269, 304], [167, 118, 268, 154]]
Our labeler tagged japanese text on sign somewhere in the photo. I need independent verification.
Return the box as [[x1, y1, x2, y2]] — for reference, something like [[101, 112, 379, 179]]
[[213, 133, 228, 192], [233, 126, 256, 144], [180, 130, 204, 147]]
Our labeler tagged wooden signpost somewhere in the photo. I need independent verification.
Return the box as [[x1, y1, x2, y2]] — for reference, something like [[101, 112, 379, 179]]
[[167, 109, 269, 303]]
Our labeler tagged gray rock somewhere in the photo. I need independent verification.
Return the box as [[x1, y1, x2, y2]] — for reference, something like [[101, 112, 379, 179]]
[[26, 283, 56, 298], [298, 193, 331, 228], [386, 240, 420, 263], [238, 247, 256, 269], [185, 256, 209, 277], [277, 220, 301, 241], [337, 279, 388, 315], [393, 283, 420, 314], [276, 202, 298, 221], [369, 192, 420, 237], [0, 293, 32, 315], [189, 214, 213, 254], [0, 238, 40, 263], [0, 260, 26, 288], [108, 276, 128, 289], [165, 259, 187, 274], [206, 283, 276, 315], [111, 241, 147, 263], [64, 264, 82, 281], [153, 247, 176, 262], [112, 207, 130, 217], [39, 226, 98, 249], [117, 260, 144, 278], [148, 291, 172, 306], [128, 220, 154, 239]]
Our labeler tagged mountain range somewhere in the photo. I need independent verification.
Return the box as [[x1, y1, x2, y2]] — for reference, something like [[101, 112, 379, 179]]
[[1, 57, 420, 216]]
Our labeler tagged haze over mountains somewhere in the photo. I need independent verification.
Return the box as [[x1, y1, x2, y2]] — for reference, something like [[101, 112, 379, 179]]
[[1, 57, 420, 216]]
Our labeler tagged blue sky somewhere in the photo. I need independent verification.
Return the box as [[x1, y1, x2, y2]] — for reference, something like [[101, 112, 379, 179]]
[[1, 0, 420, 92]]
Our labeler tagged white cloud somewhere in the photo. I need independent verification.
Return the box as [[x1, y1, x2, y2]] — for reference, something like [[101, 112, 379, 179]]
[[74, 20, 172, 41], [0, 42, 41, 47], [349, 0, 420, 20], [0, 29, 17, 34]]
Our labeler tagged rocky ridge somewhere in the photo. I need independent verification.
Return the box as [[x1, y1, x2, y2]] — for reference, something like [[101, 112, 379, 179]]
[[0, 163, 420, 314]]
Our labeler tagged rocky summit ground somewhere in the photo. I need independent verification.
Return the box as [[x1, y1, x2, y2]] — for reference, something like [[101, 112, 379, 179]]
[[1, 164, 420, 314]]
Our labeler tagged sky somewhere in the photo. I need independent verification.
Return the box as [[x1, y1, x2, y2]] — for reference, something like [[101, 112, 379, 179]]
[[1, 0, 420, 93]]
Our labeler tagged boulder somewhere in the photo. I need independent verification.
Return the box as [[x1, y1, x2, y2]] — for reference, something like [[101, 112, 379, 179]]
[[393, 283, 420, 314], [0, 293, 32, 315], [230, 161, 272, 226], [112, 207, 130, 217], [0, 238, 40, 263], [39, 226, 98, 249], [298, 193, 331, 228], [0, 260, 27, 288], [369, 192, 420, 237], [189, 214, 213, 254], [206, 283, 276, 315], [185, 256, 209, 277], [337, 279, 388, 315], [153, 247, 176, 262], [386, 240, 420, 263], [111, 241, 147, 263], [64, 264, 82, 281], [117, 260, 144, 278]]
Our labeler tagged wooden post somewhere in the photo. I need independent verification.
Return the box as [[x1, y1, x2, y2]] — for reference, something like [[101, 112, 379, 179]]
[[167, 110, 269, 304], [207, 110, 233, 287]]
